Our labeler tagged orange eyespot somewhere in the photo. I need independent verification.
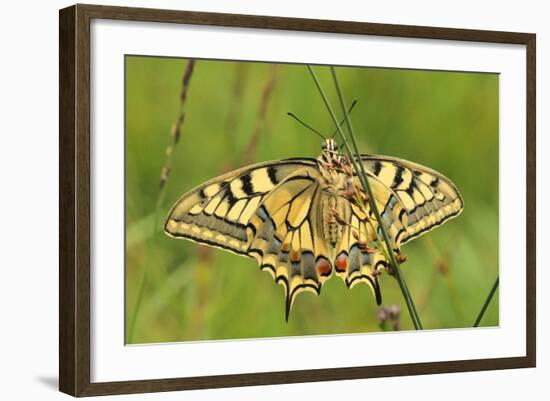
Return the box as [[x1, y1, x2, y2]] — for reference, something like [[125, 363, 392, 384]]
[[316, 258, 332, 277], [290, 250, 301, 263], [335, 253, 348, 272]]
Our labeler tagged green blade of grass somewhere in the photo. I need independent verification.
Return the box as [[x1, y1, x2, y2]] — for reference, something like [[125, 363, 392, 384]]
[[127, 60, 195, 343], [473, 276, 499, 327]]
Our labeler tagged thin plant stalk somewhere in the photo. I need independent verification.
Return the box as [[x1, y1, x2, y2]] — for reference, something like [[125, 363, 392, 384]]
[[473, 276, 499, 327], [127, 60, 195, 343], [307, 65, 422, 330], [330, 66, 423, 330]]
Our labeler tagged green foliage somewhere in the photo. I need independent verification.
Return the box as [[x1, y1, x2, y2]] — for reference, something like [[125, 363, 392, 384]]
[[125, 56, 499, 344]]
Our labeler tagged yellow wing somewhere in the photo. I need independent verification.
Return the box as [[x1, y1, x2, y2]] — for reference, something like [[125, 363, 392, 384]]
[[327, 155, 462, 305], [164, 158, 317, 255]]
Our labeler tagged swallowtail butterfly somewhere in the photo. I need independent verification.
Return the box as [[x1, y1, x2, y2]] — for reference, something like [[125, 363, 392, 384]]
[[165, 138, 463, 320]]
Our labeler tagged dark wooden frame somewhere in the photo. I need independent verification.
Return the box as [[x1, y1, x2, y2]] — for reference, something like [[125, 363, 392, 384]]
[[59, 3, 536, 397]]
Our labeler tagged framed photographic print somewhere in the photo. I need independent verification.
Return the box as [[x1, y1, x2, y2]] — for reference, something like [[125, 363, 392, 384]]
[[59, 4, 536, 397]]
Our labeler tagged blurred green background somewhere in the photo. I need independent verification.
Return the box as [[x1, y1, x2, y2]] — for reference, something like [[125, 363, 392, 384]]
[[125, 56, 499, 344]]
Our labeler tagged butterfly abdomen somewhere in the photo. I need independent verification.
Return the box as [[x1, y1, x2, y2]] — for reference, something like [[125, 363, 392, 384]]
[[320, 191, 349, 253]]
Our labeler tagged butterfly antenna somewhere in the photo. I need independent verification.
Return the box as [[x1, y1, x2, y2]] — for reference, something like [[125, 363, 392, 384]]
[[331, 99, 358, 138], [287, 112, 327, 141]]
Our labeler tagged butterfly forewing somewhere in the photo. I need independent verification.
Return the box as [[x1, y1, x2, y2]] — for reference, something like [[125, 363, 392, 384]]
[[164, 159, 317, 255], [361, 155, 464, 246]]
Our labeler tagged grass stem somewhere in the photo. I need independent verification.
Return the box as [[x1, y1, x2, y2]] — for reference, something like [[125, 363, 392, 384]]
[[473, 276, 499, 327], [127, 60, 195, 343]]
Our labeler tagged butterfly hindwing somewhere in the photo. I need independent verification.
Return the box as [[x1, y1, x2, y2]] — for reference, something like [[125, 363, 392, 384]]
[[246, 168, 333, 320], [332, 200, 383, 304]]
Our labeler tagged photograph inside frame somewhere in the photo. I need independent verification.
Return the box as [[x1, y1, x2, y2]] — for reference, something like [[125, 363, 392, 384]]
[[124, 55, 499, 345]]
